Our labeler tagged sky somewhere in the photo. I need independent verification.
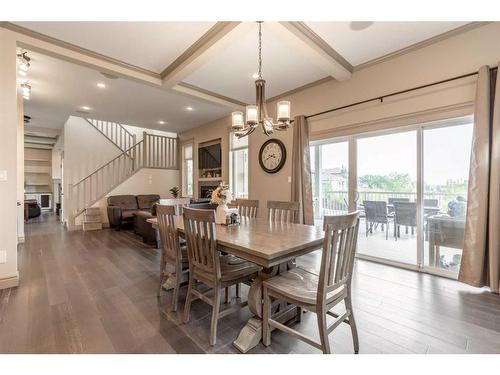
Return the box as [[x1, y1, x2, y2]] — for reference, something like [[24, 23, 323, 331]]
[[313, 123, 473, 186]]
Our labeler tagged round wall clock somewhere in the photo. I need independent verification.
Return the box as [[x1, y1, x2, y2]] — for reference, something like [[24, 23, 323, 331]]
[[259, 139, 287, 174]]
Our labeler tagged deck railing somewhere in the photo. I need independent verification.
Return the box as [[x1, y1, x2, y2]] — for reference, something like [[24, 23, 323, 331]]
[[314, 190, 466, 218]]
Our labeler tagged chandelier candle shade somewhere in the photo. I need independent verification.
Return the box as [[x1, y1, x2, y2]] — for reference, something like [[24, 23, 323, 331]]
[[231, 22, 292, 138]]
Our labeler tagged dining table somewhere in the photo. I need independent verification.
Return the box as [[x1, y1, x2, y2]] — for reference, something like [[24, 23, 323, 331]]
[[148, 215, 325, 353]]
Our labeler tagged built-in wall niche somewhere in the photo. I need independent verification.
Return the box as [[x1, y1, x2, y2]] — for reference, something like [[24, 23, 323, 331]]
[[24, 148, 52, 195], [198, 139, 222, 181]]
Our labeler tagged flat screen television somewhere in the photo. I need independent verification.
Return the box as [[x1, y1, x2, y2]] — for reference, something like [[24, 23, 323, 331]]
[[198, 142, 221, 170]]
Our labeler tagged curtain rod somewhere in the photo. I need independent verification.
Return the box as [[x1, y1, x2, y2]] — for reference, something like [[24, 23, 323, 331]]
[[305, 66, 498, 120]]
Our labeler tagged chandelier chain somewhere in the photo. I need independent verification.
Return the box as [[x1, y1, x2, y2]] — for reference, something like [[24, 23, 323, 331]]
[[258, 21, 262, 79]]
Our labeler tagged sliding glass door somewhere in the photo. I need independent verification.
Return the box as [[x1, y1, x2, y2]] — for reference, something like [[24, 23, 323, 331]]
[[311, 140, 349, 222], [310, 116, 473, 278], [356, 130, 418, 265], [422, 122, 473, 276]]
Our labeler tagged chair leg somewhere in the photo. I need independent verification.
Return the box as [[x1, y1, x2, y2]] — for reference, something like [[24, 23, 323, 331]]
[[210, 288, 222, 346], [385, 222, 389, 240], [183, 272, 194, 324], [171, 266, 181, 312], [317, 309, 331, 354], [345, 296, 359, 354], [262, 286, 271, 346], [225, 287, 229, 304], [157, 258, 166, 297], [296, 306, 303, 323], [236, 283, 240, 298]]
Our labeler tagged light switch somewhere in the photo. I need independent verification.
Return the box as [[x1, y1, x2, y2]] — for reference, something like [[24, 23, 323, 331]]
[[0, 170, 7, 181], [287, 176, 292, 183]]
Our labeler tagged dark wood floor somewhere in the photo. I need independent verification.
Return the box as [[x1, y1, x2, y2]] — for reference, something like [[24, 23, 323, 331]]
[[1, 213, 500, 354]]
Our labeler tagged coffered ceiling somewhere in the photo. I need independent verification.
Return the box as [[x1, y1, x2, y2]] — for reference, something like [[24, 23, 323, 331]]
[[9, 21, 473, 133], [15, 22, 216, 73]]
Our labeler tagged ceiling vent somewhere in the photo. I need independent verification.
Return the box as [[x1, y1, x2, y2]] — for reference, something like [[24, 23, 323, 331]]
[[100, 72, 119, 80]]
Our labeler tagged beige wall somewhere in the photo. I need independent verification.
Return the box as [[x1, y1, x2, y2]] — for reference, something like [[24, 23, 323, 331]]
[[179, 22, 500, 218], [0, 29, 19, 289]]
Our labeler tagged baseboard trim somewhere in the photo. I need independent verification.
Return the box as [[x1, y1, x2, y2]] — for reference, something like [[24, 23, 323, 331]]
[[0, 273, 19, 290]]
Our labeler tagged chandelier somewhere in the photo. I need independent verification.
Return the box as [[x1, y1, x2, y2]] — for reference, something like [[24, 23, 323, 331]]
[[231, 22, 291, 138]]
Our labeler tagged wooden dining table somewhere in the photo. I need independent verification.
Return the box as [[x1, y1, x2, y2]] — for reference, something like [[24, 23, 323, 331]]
[[148, 215, 325, 353]]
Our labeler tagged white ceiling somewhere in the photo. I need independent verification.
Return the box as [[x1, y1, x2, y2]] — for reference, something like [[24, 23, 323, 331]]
[[184, 22, 328, 103], [15, 22, 215, 73], [15, 21, 473, 134], [306, 21, 469, 66], [23, 50, 230, 132]]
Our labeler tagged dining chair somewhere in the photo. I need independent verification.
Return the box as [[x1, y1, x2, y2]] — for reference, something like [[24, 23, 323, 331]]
[[363, 200, 392, 239], [159, 197, 191, 215], [156, 205, 189, 312], [393, 202, 417, 239], [235, 198, 259, 218], [182, 207, 261, 346], [262, 211, 360, 354], [267, 200, 300, 223], [423, 198, 439, 207]]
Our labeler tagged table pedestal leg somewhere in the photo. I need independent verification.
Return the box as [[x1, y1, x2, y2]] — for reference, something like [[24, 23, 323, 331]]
[[233, 261, 297, 353]]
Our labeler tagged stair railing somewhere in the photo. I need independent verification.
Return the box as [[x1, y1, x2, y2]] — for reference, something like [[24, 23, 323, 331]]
[[85, 118, 136, 152], [69, 132, 178, 219]]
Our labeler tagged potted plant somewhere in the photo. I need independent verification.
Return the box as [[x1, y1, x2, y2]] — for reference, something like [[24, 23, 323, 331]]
[[169, 186, 180, 198]]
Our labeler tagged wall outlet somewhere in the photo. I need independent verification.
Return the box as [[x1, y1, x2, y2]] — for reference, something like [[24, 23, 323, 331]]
[[0, 170, 7, 181], [0, 250, 6, 264], [287, 176, 292, 183]]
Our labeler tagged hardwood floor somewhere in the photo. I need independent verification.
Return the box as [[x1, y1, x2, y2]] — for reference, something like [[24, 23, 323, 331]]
[[1, 213, 500, 354]]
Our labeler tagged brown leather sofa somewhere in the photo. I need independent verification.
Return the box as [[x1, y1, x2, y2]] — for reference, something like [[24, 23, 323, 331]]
[[107, 194, 160, 230]]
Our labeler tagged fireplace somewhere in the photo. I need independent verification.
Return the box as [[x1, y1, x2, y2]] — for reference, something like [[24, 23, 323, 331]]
[[199, 181, 219, 199]]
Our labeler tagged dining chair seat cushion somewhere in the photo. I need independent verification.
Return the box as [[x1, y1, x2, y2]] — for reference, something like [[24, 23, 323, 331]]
[[263, 267, 345, 307], [193, 255, 260, 284]]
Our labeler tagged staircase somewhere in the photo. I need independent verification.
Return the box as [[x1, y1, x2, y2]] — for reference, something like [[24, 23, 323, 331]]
[[85, 118, 136, 151], [69, 120, 178, 224]]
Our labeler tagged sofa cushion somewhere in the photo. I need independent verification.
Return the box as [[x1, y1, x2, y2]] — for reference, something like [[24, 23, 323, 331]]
[[122, 210, 138, 220], [107, 195, 138, 210], [137, 194, 160, 210]]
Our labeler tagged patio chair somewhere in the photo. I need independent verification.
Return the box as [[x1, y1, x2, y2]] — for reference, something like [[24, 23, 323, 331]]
[[393, 202, 417, 240], [363, 200, 392, 240], [387, 197, 410, 214]]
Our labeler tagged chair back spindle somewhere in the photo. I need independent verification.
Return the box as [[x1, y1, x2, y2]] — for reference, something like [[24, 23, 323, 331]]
[[236, 199, 259, 218], [183, 207, 221, 280], [318, 212, 360, 304], [156, 205, 182, 262], [267, 200, 300, 223]]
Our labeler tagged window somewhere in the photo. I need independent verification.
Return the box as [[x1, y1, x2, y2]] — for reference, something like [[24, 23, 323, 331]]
[[229, 132, 248, 199], [182, 143, 193, 197]]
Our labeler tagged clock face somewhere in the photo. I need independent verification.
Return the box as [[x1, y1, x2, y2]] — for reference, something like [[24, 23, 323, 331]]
[[259, 139, 286, 174]]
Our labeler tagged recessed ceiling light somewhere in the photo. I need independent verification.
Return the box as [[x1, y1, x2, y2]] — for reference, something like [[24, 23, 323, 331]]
[[158, 120, 166, 125], [96, 82, 106, 89], [252, 73, 259, 79], [186, 106, 193, 111], [81, 106, 91, 111]]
